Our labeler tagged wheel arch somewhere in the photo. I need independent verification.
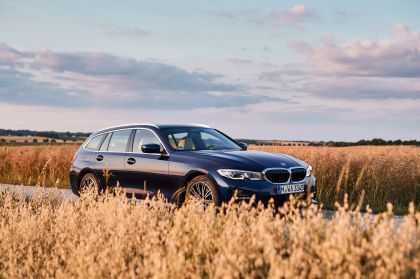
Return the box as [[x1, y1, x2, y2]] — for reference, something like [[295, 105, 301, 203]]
[[183, 170, 209, 185]]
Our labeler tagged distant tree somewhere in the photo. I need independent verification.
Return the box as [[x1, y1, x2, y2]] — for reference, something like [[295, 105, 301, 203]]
[[356, 139, 367, 146], [371, 138, 386, 145], [33, 139, 38, 143]]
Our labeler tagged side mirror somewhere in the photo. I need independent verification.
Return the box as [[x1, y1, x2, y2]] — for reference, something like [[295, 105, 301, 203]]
[[238, 142, 248, 150], [141, 144, 162, 154]]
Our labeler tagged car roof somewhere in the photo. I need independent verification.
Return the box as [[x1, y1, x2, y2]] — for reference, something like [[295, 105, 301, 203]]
[[156, 124, 210, 129], [94, 123, 210, 135]]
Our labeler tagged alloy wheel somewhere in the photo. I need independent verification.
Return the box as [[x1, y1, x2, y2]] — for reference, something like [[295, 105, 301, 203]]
[[80, 176, 97, 192], [188, 181, 214, 206]]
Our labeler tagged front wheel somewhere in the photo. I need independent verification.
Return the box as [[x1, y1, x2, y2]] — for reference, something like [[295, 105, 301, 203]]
[[186, 175, 219, 207]]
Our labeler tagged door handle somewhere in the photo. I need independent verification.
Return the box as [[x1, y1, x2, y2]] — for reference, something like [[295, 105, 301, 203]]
[[96, 155, 104, 161], [127, 158, 136, 165]]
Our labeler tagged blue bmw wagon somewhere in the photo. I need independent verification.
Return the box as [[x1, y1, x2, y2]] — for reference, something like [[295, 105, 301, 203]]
[[70, 124, 316, 206]]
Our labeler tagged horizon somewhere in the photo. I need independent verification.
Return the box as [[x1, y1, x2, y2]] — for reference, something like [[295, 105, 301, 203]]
[[0, 127, 418, 143], [1, 1, 419, 141]]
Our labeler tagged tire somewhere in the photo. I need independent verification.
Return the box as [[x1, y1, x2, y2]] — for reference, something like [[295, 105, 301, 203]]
[[186, 175, 219, 207], [79, 173, 100, 194]]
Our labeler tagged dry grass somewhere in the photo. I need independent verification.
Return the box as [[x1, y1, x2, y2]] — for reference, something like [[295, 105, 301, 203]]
[[0, 145, 419, 213], [0, 145, 77, 188], [250, 146, 420, 214], [0, 189, 418, 279]]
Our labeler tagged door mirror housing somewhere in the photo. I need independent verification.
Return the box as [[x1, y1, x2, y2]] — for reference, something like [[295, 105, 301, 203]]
[[141, 144, 162, 154], [238, 142, 248, 150]]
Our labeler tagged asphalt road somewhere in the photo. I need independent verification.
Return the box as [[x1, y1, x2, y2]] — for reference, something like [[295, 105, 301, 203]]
[[0, 183, 406, 229], [0, 183, 78, 200]]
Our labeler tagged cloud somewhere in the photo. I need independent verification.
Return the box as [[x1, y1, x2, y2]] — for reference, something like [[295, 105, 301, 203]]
[[287, 41, 313, 54], [270, 4, 316, 31], [300, 77, 420, 100], [259, 67, 420, 100], [0, 43, 286, 110], [304, 24, 420, 77], [101, 23, 149, 38], [257, 25, 420, 100], [199, 10, 235, 20], [0, 43, 31, 67], [215, 5, 316, 31], [31, 50, 242, 92], [227, 58, 253, 65], [259, 63, 309, 81], [199, 9, 263, 23], [0, 68, 89, 107]]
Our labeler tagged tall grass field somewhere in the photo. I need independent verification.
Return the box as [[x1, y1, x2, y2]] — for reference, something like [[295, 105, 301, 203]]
[[0, 190, 419, 278], [0, 145, 418, 213]]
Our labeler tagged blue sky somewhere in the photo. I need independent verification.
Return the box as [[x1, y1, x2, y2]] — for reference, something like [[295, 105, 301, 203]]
[[0, 0, 419, 140]]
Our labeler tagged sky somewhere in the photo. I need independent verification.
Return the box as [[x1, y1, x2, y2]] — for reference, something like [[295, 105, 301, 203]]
[[0, 0, 419, 140]]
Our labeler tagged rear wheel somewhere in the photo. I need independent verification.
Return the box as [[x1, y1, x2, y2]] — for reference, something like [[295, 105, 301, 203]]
[[79, 173, 100, 194], [186, 175, 219, 207]]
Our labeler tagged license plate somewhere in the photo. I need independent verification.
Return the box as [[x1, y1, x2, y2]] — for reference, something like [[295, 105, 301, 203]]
[[277, 184, 305, 194]]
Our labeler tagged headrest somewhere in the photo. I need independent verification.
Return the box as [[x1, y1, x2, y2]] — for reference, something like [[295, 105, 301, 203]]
[[178, 137, 194, 150]]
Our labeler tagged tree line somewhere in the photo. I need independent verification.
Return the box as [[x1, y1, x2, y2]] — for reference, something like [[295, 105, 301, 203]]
[[0, 129, 91, 141], [238, 138, 419, 147]]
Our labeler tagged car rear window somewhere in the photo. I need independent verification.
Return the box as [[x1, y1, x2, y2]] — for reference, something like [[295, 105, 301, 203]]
[[108, 130, 131, 152], [99, 133, 112, 151], [85, 134, 105, 151]]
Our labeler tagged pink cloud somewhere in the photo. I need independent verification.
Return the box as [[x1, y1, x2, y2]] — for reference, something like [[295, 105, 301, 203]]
[[0, 43, 30, 67], [287, 41, 313, 54], [270, 4, 316, 31], [0, 43, 272, 110], [307, 24, 420, 77], [261, 25, 420, 100]]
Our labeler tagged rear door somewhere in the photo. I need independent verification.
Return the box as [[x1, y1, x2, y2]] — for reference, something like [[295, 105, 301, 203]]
[[123, 129, 171, 198], [94, 129, 132, 189]]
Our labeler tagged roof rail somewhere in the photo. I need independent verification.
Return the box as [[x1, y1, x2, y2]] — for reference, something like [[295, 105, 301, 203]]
[[98, 123, 158, 131]]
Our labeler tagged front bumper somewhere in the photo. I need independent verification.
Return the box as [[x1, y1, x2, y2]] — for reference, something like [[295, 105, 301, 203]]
[[211, 172, 317, 205]]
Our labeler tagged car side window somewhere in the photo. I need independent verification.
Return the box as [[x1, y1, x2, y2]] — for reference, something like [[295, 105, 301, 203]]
[[99, 133, 112, 151], [132, 129, 163, 153], [107, 130, 131, 152], [85, 134, 105, 151]]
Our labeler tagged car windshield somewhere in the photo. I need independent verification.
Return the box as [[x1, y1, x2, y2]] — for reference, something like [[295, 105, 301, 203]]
[[160, 127, 242, 151]]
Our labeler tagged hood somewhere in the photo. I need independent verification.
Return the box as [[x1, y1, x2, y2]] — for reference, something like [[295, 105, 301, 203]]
[[182, 150, 305, 170]]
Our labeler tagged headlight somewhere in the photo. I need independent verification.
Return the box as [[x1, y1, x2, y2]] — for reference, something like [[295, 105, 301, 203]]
[[306, 165, 312, 177], [217, 169, 263, 180]]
